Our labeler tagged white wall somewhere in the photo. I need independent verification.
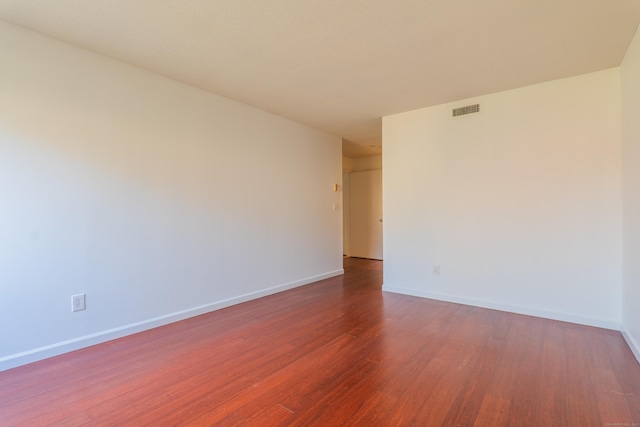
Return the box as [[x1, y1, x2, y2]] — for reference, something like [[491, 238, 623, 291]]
[[621, 26, 640, 361], [383, 69, 622, 329], [342, 156, 354, 172], [342, 155, 382, 173], [0, 21, 343, 370], [352, 155, 382, 172]]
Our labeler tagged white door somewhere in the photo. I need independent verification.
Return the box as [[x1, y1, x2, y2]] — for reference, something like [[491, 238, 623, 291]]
[[342, 172, 351, 256], [350, 169, 382, 260]]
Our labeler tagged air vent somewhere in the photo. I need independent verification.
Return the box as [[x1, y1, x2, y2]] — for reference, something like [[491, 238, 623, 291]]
[[452, 104, 480, 117]]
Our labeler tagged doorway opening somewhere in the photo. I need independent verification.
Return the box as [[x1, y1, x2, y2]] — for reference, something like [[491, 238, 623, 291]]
[[342, 155, 382, 261]]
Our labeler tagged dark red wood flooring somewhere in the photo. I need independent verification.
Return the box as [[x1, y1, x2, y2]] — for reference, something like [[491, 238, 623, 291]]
[[1, 258, 639, 426]]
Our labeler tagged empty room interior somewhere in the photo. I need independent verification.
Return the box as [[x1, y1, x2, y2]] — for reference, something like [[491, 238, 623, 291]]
[[2, 1, 640, 425]]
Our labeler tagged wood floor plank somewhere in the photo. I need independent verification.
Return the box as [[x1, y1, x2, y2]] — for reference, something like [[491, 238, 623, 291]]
[[590, 367, 634, 426], [474, 393, 510, 427], [536, 338, 568, 426], [1, 258, 639, 426], [564, 327, 605, 427]]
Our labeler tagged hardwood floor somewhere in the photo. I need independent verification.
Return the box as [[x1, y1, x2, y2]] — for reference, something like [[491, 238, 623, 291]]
[[1, 258, 639, 426]]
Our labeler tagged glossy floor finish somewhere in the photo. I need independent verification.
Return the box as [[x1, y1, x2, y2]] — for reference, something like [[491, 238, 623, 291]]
[[1, 258, 639, 426]]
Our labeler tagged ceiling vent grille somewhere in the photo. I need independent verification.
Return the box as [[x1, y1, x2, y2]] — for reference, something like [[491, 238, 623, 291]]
[[452, 104, 480, 117]]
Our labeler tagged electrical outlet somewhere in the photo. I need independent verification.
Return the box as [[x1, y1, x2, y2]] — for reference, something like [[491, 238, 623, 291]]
[[433, 265, 441, 276], [72, 294, 86, 312]]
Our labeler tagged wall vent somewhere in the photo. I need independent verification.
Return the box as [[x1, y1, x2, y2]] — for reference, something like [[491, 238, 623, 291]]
[[452, 104, 480, 117]]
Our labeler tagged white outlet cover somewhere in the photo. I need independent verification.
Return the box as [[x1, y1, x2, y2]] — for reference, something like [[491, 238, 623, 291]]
[[72, 294, 86, 312]]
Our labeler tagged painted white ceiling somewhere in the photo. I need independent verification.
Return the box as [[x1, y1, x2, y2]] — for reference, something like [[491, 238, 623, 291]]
[[1, 1, 639, 156]]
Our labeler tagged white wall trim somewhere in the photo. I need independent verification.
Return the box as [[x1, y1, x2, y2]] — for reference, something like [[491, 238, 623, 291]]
[[382, 284, 621, 331], [622, 327, 640, 364], [0, 269, 344, 372]]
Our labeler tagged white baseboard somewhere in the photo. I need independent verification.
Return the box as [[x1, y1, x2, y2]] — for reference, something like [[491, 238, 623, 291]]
[[382, 284, 621, 331], [0, 269, 344, 372], [621, 327, 640, 364]]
